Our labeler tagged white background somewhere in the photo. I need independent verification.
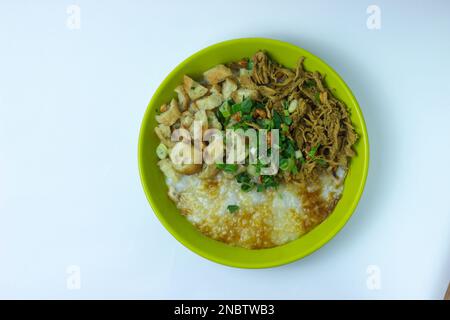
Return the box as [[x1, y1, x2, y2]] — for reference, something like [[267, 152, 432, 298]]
[[0, 0, 449, 299]]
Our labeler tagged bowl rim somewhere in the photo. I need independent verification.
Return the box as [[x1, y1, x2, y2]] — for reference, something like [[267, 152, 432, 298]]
[[138, 37, 369, 268]]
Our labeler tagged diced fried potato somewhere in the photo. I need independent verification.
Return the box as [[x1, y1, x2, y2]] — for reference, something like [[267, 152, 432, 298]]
[[173, 162, 202, 175], [222, 78, 237, 100], [155, 99, 181, 126], [203, 64, 233, 84], [154, 124, 174, 147], [194, 109, 208, 130], [239, 74, 256, 89], [183, 75, 208, 100], [206, 110, 222, 130], [189, 110, 208, 142], [188, 101, 199, 115], [196, 94, 223, 110], [172, 120, 182, 130], [159, 103, 168, 113], [210, 84, 222, 96], [180, 111, 194, 128], [158, 158, 179, 181], [203, 136, 223, 164], [231, 88, 260, 103], [174, 85, 189, 111], [169, 143, 202, 175]]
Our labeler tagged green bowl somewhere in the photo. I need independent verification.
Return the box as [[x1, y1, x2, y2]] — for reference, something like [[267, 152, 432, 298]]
[[138, 38, 369, 268]]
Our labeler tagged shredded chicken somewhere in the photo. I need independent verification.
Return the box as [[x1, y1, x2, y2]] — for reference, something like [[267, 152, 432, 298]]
[[248, 51, 358, 182]]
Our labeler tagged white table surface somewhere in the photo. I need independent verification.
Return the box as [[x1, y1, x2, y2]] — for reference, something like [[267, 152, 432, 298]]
[[0, 0, 449, 299]]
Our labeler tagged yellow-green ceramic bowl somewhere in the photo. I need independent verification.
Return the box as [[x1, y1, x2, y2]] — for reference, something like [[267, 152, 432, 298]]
[[138, 38, 369, 268]]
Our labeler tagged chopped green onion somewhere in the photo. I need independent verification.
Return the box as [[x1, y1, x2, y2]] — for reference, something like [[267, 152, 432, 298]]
[[254, 160, 265, 175], [315, 158, 327, 166], [241, 113, 253, 122], [257, 118, 273, 130], [247, 164, 259, 177], [227, 205, 240, 213], [307, 144, 327, 166], [295, 150, 303, 159], [247, 59, 254, 70], [231, 103, 242, 114], [261, 175, 279, 189], [280, 158, 290, 171], [216, 163, 238, 173], [272, 111, 282, 129], [288, 100, 298, 113], [280, 158, 296, 173], [219, 101, 231, 118], [304, 80, 315, 88], [231, 121, 248, 130], [284, 140, 296, 158], [241, 183, 253, 192], [314, 93, 321, 103], [236, 172, 251, 183], [308, 144, 320, 158], [255, 102, 265, 109], [156, 143, 168, 159], [241, 98, 253, 114]]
